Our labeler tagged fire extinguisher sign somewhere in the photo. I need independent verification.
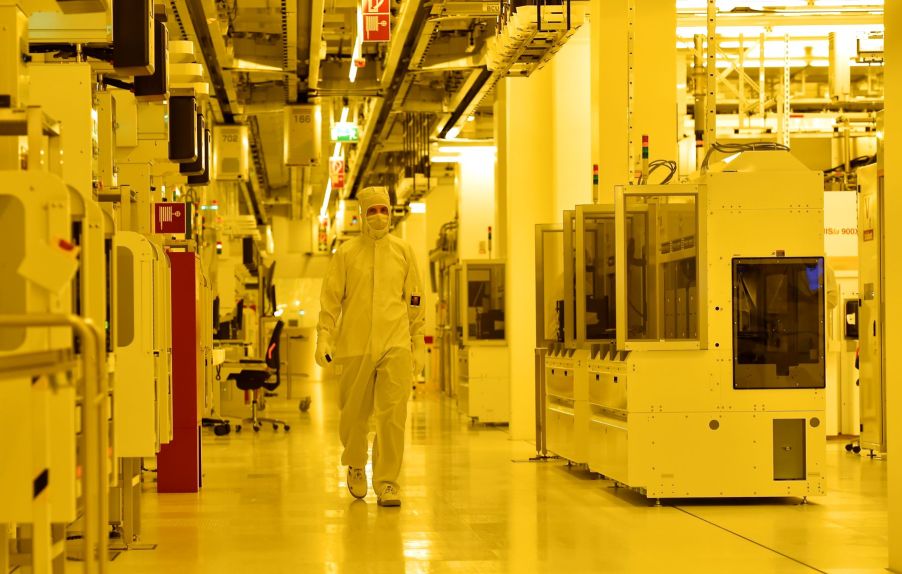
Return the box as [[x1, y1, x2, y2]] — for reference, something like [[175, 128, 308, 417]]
[[329, 158, 345, 189]]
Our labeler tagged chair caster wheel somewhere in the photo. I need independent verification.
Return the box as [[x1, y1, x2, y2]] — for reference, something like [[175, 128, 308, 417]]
[[845, 443, 853, 452], [284, 425, 290, 432], [299, 397, 311, 412], [272, 423, 279, 431], [253, 425, 261, 432], [213, 424, 230, 436], [853, 445, 861, 454], [235, 425, 242, 433]]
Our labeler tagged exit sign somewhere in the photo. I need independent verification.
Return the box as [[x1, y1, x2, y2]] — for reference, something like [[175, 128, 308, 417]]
[[331, 122, 359, 142]]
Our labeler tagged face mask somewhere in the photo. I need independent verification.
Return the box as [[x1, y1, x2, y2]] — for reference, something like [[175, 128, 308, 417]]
[[365, 213, 390, 239]]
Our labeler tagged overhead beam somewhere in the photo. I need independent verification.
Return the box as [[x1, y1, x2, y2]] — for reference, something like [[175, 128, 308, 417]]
[[181, 0, 240, 121], [349, 0, 433, 196], [283, 0, 299, 102], [677, 11, 882, 28], [305, 0, 324, 94], [438, 67, 492, 138]]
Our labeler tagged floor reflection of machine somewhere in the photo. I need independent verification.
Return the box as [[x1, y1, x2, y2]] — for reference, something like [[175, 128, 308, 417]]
[[542, 150, 827, 499], [455, 260, 509, 424]]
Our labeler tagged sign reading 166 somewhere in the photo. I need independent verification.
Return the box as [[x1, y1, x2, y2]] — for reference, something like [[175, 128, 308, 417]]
[[293, 112, 313, 123]]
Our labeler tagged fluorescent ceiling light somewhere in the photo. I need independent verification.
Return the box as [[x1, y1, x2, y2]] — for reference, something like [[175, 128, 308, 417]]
[[333, 142, 342, 158], [265, 225, 275, 253], [320, 180, 333, 217], [349, 7, 363, 83], [437, 145, 496, 154], [232, 59, 283, 72], [409, 202, 426, 214], [340, 106, 349, 122], [445, 125, 462, 139]]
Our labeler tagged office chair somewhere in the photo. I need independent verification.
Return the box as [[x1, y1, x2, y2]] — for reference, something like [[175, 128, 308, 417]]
[[226, 320, 290, 433]]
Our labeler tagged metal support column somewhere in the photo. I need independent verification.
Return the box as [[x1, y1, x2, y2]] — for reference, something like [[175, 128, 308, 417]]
[[534, 348, 548, 458], [704, 0, 717, 151], [626, 0, 637, 183], [759, 33, 766, 126], [780, 34, 791, 148], [0, 523, 8, 573], [884, 4, 902, 567], [738, 35, 746, 129]]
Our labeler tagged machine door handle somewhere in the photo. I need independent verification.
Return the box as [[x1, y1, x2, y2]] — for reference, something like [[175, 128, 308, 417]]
[[874, 321, 877, 337]]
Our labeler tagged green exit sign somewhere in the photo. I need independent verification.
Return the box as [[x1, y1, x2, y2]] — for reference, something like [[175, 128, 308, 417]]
[[331, 122, 359, 142]]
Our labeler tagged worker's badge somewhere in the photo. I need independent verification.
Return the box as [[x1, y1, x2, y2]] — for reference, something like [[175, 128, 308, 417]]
[[410, 295, 421, 307]]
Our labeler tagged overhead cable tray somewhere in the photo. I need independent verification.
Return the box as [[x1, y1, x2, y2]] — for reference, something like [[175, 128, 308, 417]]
[[486, 1, 588, 78]]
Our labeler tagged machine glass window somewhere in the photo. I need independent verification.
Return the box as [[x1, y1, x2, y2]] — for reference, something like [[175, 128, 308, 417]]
[[732, 258, 825, 389], [624, 194, 698, 342], [116, 246, 136, 347], [464, 262, 505, 342], [539, 229, 565, 344], [581, 213, 617, 341]]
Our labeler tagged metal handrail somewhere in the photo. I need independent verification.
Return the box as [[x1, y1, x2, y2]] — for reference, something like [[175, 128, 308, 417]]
[[0, 315, 108, 574]]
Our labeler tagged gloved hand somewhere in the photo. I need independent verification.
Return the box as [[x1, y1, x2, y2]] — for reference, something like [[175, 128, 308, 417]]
[[315, 335, 333, 368], [412, 337, 426, 377]]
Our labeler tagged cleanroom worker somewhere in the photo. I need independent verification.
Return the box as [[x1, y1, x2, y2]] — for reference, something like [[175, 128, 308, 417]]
[[315, 186, 425, 507]]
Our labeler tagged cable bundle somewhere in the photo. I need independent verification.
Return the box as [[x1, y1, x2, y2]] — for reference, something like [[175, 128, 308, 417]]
[[824, 155, 876, 174], [639, 159, 678, 184], [700, 141, 790, 173]]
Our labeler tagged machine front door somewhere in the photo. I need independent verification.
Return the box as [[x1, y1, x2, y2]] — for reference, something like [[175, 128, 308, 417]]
[[858, 167, 886, 453]]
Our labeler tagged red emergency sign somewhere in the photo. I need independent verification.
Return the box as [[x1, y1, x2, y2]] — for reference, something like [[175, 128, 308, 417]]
[[329, 158, 346, 189], [362, 13, 391, 42], [154, 202, 188, 234], [362, 0, 390, 43]]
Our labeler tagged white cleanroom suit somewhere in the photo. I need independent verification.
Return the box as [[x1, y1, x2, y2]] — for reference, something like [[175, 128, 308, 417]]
[[316, 187, 425, 499]]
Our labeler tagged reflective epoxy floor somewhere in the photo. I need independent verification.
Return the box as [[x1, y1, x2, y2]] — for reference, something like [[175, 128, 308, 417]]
[[106, 382, 888, 574]]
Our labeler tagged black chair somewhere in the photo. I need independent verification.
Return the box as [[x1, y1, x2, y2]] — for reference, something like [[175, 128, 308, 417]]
[[228, 320, 290, 432]]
